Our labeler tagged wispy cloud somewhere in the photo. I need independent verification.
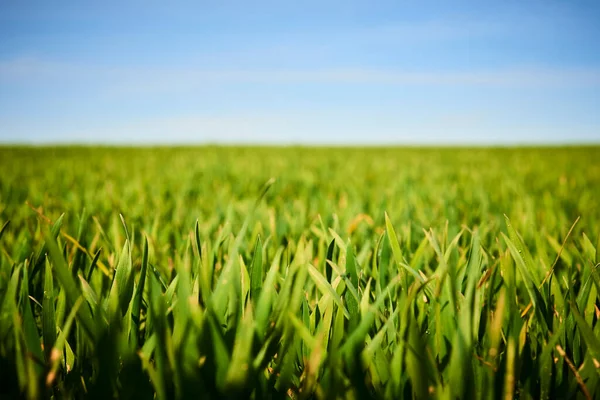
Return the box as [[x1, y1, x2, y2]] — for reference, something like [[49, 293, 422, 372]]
[[2, 57, 600, 96], [2, 109, 598, 145], [358, 16, 516, 44]]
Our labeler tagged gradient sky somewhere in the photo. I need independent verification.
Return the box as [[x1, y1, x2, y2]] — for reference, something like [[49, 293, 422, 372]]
[[1, 0, 599, 144]]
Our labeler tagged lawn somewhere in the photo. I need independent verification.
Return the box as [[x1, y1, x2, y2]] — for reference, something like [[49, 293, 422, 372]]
[[1, 145, 599, 399]]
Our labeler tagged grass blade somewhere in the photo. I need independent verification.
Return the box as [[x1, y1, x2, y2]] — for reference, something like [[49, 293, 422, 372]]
[[45, 231, 97, 340], [42, 259, 57, 363], [249, 235, 263, 303]]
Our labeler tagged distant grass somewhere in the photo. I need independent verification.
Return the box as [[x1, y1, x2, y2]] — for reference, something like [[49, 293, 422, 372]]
[[0, 145, 599, 399]]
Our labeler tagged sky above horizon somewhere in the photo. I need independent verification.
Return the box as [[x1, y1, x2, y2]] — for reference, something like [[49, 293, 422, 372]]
[[1, 1, 599, 145]]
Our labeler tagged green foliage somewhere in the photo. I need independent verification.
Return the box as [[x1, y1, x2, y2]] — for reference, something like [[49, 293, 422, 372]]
[[0, 145, 600, 399]]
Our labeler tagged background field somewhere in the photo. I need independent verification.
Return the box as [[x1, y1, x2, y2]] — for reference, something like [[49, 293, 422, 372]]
[[1, 146, 600, 399]]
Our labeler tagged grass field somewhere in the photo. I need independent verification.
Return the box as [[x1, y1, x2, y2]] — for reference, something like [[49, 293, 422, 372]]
[[1, 145, 600, 399]]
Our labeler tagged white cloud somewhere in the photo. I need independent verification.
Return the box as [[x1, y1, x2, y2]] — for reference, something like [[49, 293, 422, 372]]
[[2, 110, 598, 145], [2, 57, 599, 96]]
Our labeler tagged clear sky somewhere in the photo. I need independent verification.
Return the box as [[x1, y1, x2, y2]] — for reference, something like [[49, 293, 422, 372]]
[[1, 0, 599, 145]]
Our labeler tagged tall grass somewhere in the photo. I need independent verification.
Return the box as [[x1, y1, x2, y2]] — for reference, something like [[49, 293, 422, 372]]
[[0, 146, 599, 398]]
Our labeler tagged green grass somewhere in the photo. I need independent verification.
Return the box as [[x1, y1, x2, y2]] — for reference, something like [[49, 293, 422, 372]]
[[1, 145, 599, 399]]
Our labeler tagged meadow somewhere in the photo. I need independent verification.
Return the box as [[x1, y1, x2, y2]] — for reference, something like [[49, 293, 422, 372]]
[[0, 145, 599, 399]]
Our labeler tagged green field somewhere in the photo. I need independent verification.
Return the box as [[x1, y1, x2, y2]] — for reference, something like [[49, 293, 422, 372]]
[[1, 146, 600, 399]]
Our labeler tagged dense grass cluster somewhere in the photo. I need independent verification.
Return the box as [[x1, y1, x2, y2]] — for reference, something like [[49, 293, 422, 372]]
[[1, 146, 599, 399]]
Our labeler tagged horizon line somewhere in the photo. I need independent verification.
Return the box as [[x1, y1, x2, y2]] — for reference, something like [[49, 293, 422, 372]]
[[1, 141, 599, 149]]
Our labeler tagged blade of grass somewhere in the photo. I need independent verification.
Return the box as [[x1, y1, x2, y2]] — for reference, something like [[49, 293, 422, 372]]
[[42, 259, 57, 363], [45, 231, 97, 340], [131, 236, 149, 348], [46, 296, 84, 387], [0, 220, 9, 241], [249, 235, 263, 303], [307, 263, 350, 319]]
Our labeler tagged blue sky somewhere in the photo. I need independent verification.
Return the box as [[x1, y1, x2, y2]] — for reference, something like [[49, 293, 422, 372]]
[[1, 0, 599, 144]]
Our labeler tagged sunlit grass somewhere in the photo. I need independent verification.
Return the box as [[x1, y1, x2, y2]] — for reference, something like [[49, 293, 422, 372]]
[[0, 145, 599, 399]]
